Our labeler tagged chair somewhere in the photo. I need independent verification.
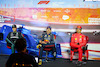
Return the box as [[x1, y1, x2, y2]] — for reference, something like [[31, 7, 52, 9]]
[[70, 36, 89, 61], [42, 45, 55, 62], [39, 34, 56, 62]]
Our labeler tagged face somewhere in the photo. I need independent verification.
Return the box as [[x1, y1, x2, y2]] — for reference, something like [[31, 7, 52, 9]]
[[76, 28, 82, 33], [12, 28, 17, 32], [46, 28, 51, 34]]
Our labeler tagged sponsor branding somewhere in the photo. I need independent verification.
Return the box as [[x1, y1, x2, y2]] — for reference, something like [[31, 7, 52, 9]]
[[38, 0, 50, 4], [0, 16, 11, 22], [88, 18, 100, 24], [65, 9, 70, 13], [62, 15, 69, 20]]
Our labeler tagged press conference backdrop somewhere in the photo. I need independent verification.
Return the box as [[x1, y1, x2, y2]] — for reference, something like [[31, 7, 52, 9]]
[[0, 0, 100, 60]]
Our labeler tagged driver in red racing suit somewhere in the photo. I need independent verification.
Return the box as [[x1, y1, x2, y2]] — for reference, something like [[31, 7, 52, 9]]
[[70, 26, 87, 66]]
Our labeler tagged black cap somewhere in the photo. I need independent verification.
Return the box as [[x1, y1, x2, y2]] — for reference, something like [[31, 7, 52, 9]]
[[12, 24, 17, 28], [47, 26, 51, 30]]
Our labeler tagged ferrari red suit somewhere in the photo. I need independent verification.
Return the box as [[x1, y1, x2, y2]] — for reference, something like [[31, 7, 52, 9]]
[[70, 33, 87, 61]]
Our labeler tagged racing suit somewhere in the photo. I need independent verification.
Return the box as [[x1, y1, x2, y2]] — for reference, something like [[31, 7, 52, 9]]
[[39, 32, 56, 59], [70, 33, 86, 61], [6, 32, 23, 53]]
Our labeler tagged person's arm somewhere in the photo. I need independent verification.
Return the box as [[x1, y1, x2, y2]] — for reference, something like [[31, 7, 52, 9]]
[[18, 32, 23, 38], [50, 34, 55, 44], [39, 34, 47, 44], [70, 34, 80, 48], [39, 40, 47, 44], [6, 32, 15, 44], [80, 35, 87, 47], [39, 35, 43, 43]]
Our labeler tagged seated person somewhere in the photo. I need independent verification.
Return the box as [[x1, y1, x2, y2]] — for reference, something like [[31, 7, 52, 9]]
[[6, 24, 23, 53], [37, 26, 56, 65], [70, 26, 87, 66], [6, 38, 38, 67]]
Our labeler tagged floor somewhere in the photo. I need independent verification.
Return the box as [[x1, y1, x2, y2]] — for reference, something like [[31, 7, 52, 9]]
[[0, 55, 100, 67]]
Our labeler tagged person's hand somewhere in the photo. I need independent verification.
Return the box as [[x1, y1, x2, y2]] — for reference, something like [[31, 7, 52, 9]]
[[77, 43, 80, 45], [39, 40, 42, 43], [44, 40, 49, 43], [42, 41, 47, 44], [46, 40, 50, 43], [37, 44, 42, 49]]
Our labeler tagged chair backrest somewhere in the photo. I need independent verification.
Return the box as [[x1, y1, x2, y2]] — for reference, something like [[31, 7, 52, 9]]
[[54, 34, 56, 39], [43, 48, 52, 51], [12, 63, 33, 67], [43, 44, 55, 51]]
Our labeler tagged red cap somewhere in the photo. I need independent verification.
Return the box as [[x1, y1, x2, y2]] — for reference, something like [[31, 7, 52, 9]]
[[77, 26, 82, 29]]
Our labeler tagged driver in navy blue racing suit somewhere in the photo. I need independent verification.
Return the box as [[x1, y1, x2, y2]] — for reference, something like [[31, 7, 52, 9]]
[[37, 26, 56, 65]]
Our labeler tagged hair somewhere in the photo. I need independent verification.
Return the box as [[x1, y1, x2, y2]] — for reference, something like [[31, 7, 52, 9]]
[[12, 24, 17, 28], [15, 38, 27, 52], [47, 26, 51, 30]]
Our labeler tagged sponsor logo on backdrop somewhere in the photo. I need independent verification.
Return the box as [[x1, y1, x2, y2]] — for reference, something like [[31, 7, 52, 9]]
[[32, 15, 37, 19], [65, 9, 70, 13], [0, 16, 11, 22], [62, 15, 69, 20], [52, 16, 59, 18], [41, 10, 47, 12], [38, 0, 50, 4], [54, 10, 61, 12], [88, 18, 100, 24], [41, 9, 50, 12], [41, 16, 47, 18]]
